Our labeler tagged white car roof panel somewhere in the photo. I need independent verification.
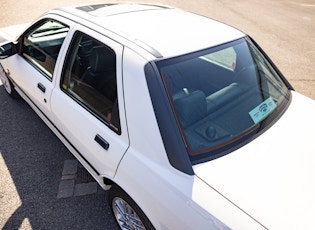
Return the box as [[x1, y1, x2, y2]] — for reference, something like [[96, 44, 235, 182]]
[[59, 4, 245, 58]]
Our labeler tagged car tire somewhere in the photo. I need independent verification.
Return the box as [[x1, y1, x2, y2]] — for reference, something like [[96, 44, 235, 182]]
[[109, 185, 155, 230], [0, 67, 19, 98]]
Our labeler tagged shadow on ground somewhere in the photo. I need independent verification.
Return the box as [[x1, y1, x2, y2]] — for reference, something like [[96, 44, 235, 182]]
[[0, 86, 118, 229]]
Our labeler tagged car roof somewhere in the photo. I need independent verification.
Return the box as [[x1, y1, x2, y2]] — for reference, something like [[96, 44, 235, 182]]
[[56, 3, 245, 58]]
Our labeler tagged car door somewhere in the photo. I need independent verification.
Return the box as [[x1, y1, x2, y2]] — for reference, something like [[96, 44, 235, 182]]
[[3, 15, 74, 117], [51, 25, 129, 179]]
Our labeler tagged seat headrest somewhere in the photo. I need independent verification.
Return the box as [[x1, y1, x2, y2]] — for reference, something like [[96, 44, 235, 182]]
[[174, 90, 206, 128], [78, 39, 93, 56], [89, 46, 116, 73]]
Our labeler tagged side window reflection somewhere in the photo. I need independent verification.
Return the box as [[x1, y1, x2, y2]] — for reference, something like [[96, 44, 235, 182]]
[[23, 20, 69, 80], [61, 32, 120, 134]]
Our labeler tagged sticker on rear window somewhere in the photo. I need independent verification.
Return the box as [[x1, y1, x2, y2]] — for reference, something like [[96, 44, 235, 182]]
[[249, 97, 277, 124]]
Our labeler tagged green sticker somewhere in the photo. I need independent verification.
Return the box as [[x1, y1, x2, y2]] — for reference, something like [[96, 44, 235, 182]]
[[249, 97, 277, 124]]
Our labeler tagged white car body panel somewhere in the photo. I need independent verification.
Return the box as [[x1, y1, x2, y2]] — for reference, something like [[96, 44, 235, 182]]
[[4, 54, 54, 115], [1, 15, 75, 116], [116, 47, 263, 230], [115, 149, 234, 230], [1, 4, 315, 230], [121, 47, 170, 164], [194, 91, 315, 229], [50, 24, 129, 179], [97, 8, 245, 58], [191, 176, 266, 230]]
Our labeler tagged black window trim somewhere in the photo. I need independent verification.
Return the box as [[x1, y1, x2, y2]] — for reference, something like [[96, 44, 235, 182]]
[[145, 62, 194, 175]]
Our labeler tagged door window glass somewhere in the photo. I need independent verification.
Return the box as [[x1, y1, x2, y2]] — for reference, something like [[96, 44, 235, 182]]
[[23, 20, 69, 80], [61, 32, 120, 134]]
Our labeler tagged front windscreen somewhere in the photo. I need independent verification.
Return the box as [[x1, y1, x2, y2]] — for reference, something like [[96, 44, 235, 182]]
[[157, 37, 290, 159]]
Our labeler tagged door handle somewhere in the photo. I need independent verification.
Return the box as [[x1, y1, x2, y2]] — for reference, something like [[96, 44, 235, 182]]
[[37, 83, 46, 93], [94, 134, 109, 150]]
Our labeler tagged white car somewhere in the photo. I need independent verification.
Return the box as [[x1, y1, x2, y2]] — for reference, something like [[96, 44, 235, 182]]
[[1, 3, 315, 230]]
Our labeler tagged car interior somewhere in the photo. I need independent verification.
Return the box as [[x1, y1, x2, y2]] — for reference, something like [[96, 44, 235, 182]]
[[160, 40, 287, 153]]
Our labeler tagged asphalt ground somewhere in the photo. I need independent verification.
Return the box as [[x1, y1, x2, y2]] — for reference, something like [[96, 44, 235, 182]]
[[1, 0, 314, 229], [0, 90, 119, 229]]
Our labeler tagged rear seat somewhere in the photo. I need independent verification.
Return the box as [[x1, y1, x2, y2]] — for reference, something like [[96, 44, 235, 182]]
[[173, 83, 261, 151], [206, 83, 243, 113], [173, 83, 244, 129], [174, 90, 207, 128]]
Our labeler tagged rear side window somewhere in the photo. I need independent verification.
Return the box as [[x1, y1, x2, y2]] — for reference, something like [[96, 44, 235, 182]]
[[61, 32, 120, 134], [23, 20, 69, 80]]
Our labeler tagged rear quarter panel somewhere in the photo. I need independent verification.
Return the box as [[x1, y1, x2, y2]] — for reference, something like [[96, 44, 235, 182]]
[[114, 47, 230, 229]]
